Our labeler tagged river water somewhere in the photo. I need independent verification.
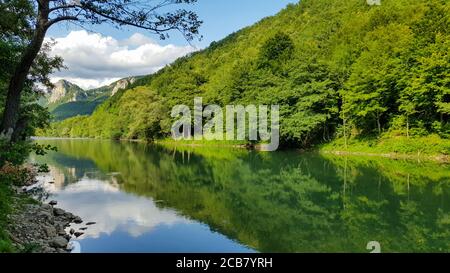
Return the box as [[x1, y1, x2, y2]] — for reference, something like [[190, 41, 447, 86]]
[[30, 139, 449, 253]]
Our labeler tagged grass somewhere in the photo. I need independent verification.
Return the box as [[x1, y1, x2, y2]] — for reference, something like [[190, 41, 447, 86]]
[[0, 181, 13, 253], [320, 134, 450, 161], [156, 138, 250, 147]]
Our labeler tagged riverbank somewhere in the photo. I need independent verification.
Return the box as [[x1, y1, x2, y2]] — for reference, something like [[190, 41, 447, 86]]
[[0, 164, 83, 253], [320, 135, 450, 163], [33, 134, 450, 163]]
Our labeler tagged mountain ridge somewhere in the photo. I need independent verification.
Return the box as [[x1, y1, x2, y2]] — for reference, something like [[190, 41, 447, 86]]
[[45, 76, 139, 121]]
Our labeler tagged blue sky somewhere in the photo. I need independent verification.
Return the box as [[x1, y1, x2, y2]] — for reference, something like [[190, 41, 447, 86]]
[[48, 0, 299, 47], [46, 0, 299, 89]]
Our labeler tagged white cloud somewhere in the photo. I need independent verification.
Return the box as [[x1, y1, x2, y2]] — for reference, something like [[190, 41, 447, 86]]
[[46, 31, 196, 89], [43, 177, 189, 239]]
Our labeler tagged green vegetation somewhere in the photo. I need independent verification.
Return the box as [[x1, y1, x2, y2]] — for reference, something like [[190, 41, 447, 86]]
[[0, 180, 13, 252], [50, 98, 107, 121], [322, 134, 450, 160], [42, 0, 450, 156]]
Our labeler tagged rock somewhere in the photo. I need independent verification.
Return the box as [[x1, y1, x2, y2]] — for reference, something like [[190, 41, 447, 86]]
[[57, 248, 68, 253], [69, 228, 75, 235], [55, 223, 65, 232], [49, 200, 58, 206], [63, 234, 72, 241], [44, 225, 57, 237], [53, 208, 65, 216], [73, 216, 83, 224], [49, 236, 68, 248], [42, 246, 56, 253], [40, 204, 53, 213], [74, 232, 84, 238], [64, 212, 75, 219], [86, 222, 96, 226], [38, 211, 53, 222], [79, 227, 88, 231]]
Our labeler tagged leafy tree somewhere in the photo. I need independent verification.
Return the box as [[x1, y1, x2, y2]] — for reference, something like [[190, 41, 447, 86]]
[[0, 0, 202, 141]]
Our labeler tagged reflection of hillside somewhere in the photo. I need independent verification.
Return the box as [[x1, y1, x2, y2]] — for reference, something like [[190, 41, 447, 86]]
[[34, 139, 450, 252]]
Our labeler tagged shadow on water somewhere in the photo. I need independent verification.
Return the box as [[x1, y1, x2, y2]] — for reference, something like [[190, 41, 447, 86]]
[[30, 139, 449, 253]]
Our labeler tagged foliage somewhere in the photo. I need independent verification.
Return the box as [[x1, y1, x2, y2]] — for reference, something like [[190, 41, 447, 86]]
[[0, 162, 36, 186], [43, 0, 450, 151], [322, 134, 450, 157], [0, 180, 13, 253]]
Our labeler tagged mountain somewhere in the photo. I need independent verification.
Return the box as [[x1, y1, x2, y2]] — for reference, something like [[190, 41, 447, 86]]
[[46, 80, 86, 107], [45, 0, 450, 146], [45, 77, 138, 121]]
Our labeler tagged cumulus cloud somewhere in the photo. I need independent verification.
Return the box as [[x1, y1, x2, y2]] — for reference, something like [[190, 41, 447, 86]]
[[46, 31, 196, 89]]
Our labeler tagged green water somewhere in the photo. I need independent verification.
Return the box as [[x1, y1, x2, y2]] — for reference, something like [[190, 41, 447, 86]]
[[31, 139, 449, 253]]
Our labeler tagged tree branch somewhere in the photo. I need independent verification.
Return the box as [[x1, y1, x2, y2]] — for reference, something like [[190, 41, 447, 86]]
[[45, 16, 79, 28]]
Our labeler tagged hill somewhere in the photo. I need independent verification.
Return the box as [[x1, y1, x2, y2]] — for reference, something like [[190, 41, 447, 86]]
[[43, 0, 450, 150]]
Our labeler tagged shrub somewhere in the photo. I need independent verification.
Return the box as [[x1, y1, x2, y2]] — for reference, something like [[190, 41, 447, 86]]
[[0, 162, 36, 187]]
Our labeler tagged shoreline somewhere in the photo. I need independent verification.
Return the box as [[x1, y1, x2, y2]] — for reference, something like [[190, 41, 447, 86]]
[[320, 150, 450, 163], [8, 198, 81, 253], [5, 167, 84, 253], [33, 136, 450, 163]]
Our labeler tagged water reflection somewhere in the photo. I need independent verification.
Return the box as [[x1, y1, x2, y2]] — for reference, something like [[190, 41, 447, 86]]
[[31, 139, 450, 253]]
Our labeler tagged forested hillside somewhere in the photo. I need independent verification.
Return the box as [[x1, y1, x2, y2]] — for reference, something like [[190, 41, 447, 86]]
[[44, 0, 450, 150]]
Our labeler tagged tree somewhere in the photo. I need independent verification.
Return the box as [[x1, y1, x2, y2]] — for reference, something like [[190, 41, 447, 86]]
[[343, 24, 412, 135], [0, 0, 202, 141]]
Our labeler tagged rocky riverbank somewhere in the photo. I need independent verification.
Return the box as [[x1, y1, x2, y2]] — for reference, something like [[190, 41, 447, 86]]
[[7, 199, 83, 253]]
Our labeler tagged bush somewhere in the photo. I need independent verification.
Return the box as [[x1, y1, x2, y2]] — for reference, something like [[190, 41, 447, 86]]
[[0, 140, 30, 166], [0, 162, 36, 187], [0, 180, 13, 253]]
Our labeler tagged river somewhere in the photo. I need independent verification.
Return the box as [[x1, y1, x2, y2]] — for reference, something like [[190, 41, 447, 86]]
[[30, 139, 449, 253]]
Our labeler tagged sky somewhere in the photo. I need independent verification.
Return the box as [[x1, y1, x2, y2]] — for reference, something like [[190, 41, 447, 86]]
[[45, 0, 299, 89]]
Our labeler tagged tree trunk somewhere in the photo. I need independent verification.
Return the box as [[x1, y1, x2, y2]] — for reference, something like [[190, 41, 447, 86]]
[[406, 115, 410, 139], [376, 112, 381, 135], [11, 116, 28, 142], [0, 2, 49, 140]]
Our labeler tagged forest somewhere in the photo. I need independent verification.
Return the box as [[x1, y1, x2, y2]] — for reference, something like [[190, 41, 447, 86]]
[[41, 0, 450, 154]]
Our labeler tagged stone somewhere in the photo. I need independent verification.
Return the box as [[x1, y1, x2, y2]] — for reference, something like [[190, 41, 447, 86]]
[[40, 204, 53, 212], [69, 228, 75, 235], [42, 246, 55, 253], [79, 227, 88, 231], [64, 212, 75, 219], [49, 200, 58, 206], [38, 211, 53, 222], [55, 223, 65, 232], [86, 222, 96, 226], [44, 225, 57, 237], [57, 248, 68, 253], [53, 208, 65, 216], [74, 232, 84, 238], [73, 216, 83, 224], [49, 236, 68, 248]]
